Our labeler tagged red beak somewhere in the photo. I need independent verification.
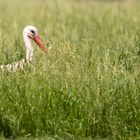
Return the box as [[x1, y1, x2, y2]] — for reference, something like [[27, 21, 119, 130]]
[[33, 35, 48, 53]]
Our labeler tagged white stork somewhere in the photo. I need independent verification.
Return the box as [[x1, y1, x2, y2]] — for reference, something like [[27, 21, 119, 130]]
[[0, 25, 49, 72]]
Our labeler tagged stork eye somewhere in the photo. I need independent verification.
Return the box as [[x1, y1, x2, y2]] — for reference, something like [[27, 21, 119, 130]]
[[30, 30, 35, 35]]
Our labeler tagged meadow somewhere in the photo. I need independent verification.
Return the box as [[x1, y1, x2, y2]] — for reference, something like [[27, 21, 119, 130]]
[[0, 0, 140, 139]]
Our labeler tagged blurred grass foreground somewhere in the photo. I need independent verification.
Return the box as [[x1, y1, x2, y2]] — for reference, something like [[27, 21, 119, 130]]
[[1, 0, 140, 139]]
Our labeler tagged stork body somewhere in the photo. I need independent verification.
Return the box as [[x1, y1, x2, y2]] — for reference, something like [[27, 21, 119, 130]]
[[0, 25, 48, 72]]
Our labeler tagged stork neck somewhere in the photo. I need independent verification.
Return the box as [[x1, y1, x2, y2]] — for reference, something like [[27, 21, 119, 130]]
[[23, 36, 34, 63]]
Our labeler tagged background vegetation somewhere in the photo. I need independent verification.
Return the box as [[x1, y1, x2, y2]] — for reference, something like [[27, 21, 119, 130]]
[[0, 0, 140, 139]]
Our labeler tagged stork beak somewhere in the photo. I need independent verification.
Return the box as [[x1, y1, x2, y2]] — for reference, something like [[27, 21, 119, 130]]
[[33, 35, 48, 53]]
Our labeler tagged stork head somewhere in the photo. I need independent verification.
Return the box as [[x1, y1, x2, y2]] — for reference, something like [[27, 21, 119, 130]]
[[23, 25, 48, 53]]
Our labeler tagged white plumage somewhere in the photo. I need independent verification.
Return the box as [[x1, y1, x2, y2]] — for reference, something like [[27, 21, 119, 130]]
[[0, 25, 48, 72]]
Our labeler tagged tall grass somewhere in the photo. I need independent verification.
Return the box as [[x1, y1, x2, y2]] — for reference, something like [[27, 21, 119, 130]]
[[0, 0, 140, 139]]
